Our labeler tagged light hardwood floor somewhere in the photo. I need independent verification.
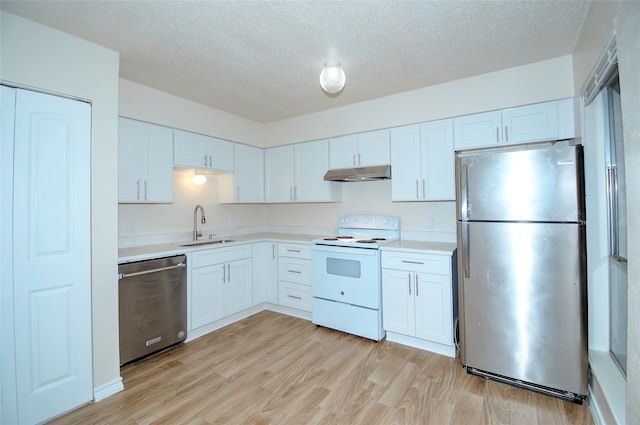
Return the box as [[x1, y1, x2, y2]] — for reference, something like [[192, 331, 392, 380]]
[[49, 311, 595, 425]]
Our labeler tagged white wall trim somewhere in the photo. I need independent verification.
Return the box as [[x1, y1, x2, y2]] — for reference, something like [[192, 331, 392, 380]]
[[93, 377, 124, 402], [589, 349, 626, 425]]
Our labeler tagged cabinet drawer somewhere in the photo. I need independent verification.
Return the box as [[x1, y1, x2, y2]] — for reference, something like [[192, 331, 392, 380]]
[[278, 282, 312, 312], [382, 251, 450, 275], [278, 243, 312, 260], [278, 257, 311, 286], [192, 244, 252, 268]]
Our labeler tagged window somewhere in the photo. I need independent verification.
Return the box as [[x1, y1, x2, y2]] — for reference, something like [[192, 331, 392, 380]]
[[604, 73, 627, 376]]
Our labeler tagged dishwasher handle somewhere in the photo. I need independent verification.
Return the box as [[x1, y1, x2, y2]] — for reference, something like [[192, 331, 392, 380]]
[[119, 262, 186, 280]]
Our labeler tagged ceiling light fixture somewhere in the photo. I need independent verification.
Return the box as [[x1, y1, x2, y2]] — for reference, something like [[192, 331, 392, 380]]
[[319, 60, 346, 94], [192, 172, 207, 185]]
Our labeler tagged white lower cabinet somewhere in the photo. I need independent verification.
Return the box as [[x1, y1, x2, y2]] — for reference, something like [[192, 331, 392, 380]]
[[277, 243, 312, 311], [381, 250, 457, 357], [190, 245, 253, 330], [252, 242, 278, 305]]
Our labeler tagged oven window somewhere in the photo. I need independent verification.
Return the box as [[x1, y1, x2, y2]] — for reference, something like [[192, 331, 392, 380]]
[[326, 258, 361, 278]]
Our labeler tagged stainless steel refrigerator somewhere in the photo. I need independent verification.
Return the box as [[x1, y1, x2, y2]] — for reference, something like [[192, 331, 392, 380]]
[[456, 140, 588, 402]]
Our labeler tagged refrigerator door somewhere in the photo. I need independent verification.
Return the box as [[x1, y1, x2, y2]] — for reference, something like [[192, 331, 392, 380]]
[[456, 141, 584, 222], [457, 221, 588, 394]]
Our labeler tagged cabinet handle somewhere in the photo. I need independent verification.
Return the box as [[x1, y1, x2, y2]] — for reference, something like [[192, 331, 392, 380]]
[[209, 155, 213, 167], [287, 269, 301, 274], [352, 153, 356, 166], [415, 180, 419, 199], [422, 179, 426, 199], [504, 126, 509, 142], [496, 127, 499, 143], [289, 187, 293, 201], [416, 274, 419, 297], [402, 260, 424, 265], [222, 264, 226, 283], [287, 249, 300, 253], [136, 179, 140, 200], [204, 154, 208, 167], [272, 243, 276, 259], [144, 179, 148, 201], [227, 263, 231, 281], [294, 186, 298, 201], [408, 273, 412, 295], [287, 294, 302, 300], [358, 153, 361, 165]]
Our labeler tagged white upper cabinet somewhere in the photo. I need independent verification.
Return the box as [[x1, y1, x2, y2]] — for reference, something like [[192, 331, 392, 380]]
[[329, 129, 390, 169], [265, 139, 341, 203], [219, 143, 264, 203], [174, 129, 234, 171], [119, 117, 173, 203], [264, 145, 295, 202], [295, 140, 339, 202], [453, 99, 574, 150], [391, 119, 455, 201]]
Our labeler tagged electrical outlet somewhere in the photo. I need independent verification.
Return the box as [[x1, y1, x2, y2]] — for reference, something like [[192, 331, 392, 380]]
[[426, 218, 433, 229], [127, 223, 135, 234]]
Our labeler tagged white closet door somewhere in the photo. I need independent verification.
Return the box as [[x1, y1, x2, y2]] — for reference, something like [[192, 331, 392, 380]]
[[12, 89, 92, 424], [1, 86, 19, 425]]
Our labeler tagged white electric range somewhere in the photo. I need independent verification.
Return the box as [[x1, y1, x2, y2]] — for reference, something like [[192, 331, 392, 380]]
[[311, 215, 400, 341]]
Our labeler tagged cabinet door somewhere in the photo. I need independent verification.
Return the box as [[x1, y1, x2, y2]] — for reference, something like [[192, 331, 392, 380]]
[[357, 129, 390, 166], [414, 272, 453, 345], [142, 122, 173, 203], [207, 137, 234, 172], [382, 269, 415, 335], [502, 102, 558, 144], [119, 118, 173, 203], [118, 118, 145, 202], [453, 110, 502, 150], [191, 264, 224, 329], [265, 145, 294, 202], [252, 242, 278, 305], [421, 119, 455, 200], [174, 129, 208, 168], [329, 134, 357, 169], [233, 144, 264, 202], [224, 258, 253, 316], [295, 139, 333, 202], [391, 124, 422, 201]]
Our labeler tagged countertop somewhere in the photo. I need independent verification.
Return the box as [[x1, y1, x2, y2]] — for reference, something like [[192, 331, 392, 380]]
[[118, 232, 324, 263], [119, 233, 457, 263], [380, 240, 457, 255]]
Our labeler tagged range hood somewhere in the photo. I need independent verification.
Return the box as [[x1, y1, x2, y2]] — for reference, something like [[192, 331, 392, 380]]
[[323, 165, 391, 182]]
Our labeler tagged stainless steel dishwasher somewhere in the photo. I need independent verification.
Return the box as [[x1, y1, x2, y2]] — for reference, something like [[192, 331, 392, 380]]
[[118, 255, 187, 366]]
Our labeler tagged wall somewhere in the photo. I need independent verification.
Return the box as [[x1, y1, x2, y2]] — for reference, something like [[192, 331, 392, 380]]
[[262, 55, 574, 147], [0, 11, 121, 395], [573, 1, 640, 424], [119, 57, 574, 240], [119, 79, 263, 146]]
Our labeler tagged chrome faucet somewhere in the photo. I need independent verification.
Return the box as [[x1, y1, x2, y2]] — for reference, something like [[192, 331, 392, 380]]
[[193, 204, 206, 240]]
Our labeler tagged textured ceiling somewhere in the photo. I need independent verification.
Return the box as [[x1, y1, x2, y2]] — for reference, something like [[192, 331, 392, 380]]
[[1, 1, 591, 123]]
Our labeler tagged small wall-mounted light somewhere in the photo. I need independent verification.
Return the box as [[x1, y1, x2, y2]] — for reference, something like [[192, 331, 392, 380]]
[[319, 60, 346, 94], [192, 172, 207, 185]]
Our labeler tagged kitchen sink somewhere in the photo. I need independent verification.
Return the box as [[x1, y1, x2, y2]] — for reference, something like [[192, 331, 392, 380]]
[[178, 239, 235, 247]]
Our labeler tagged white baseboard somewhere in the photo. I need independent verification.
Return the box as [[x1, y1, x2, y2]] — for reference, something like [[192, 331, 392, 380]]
[[385, 331, 456, 358], [93, 377, 124, 402]]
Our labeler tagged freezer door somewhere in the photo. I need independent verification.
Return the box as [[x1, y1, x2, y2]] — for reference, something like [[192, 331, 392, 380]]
[[457, 221, 588, 394], [456, 141, 584, 222]]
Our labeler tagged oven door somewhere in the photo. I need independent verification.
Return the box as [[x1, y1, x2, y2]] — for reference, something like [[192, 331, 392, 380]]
[[312, 244, 381, 309]]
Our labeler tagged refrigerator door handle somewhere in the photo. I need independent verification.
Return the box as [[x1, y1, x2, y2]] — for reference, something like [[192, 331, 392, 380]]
[[461, 222, 471, 278], [460, 164, 469, 221]]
